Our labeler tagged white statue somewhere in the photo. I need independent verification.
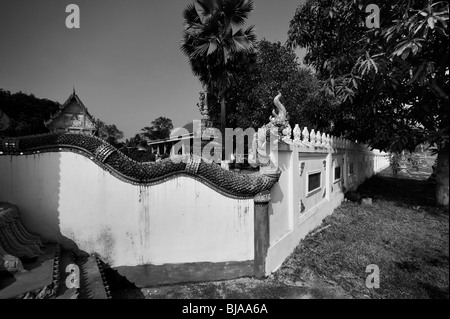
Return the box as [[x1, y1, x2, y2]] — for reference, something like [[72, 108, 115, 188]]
[[249, 91, 290, 173], [270, 92, 287, 125]]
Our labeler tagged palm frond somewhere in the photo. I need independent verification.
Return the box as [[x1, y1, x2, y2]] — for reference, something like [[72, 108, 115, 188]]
[[181, 0, 256, 93], [191, 42, 211, 59], [231, 36, 251, 52], [182, 3, 200, 24], [207, 38, 219, 55], [194, 1, 211, 24], [243, 25, 257, 43], [224, 0, 254, 33]]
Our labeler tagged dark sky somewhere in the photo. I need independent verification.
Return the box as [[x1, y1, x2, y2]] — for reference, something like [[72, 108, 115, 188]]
[[0, 0, 306, 138]]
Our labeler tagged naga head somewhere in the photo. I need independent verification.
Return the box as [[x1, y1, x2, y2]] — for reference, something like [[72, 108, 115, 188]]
[[270, 91, 287, 125]]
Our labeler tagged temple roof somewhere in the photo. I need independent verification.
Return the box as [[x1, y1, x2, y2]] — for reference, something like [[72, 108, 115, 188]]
[[45, 90, 95, 128]]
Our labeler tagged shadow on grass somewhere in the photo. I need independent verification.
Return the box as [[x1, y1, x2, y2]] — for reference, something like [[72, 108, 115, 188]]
[[275, 173, 449, 299], [357, 175, 438, 208], [420, 282, 449, 299]]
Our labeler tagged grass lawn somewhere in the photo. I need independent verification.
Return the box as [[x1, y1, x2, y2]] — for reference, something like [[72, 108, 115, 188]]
[[273, 164, 449, 299]]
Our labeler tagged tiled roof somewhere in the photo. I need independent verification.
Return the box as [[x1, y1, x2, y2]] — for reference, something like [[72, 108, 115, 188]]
[[44, 92, 95, 127]]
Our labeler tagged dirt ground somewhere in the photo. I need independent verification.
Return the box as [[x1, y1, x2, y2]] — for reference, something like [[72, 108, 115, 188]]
[[140, 276, 352, 299]]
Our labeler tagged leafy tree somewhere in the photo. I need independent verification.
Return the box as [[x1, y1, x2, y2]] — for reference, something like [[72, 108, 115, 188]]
[[0, 89, 59, 137], [200, 40, 337, 131], [0, 106, 11, 132], [0, 89, 126, 151], [122, 134, 146, 149], [141, 117, 173, 141], [287, 0, 449, 206], [94, 118, 124, 147], [181, 0, 257, 133], [118, 134, 157, 162]]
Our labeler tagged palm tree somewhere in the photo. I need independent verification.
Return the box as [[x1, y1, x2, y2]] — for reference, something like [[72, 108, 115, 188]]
[[181, 0, 257, 142]]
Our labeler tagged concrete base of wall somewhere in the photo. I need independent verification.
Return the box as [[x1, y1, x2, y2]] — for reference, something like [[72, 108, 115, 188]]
[[114, 260, 254, 288]]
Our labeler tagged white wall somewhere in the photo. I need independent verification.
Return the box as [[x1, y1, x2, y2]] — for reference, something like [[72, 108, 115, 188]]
[[0, 137, 390, 278], [0, 152, 254, 268], [266, 142, 389, 274]]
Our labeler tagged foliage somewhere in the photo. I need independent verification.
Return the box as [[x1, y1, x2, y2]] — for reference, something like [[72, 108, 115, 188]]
[[200, 40, 338, 130], [0, 89, 59, 137], [181, 0, 257, 131], [94, 118, 124, 147], [0, 89, 126, 149], [118, 134, 159, 162], [140, 117, 174, 141], [0, 106, 11, 131], [181, 0, 257, 97], [287, 0, 449, 153], [122, 134, 147, 149]]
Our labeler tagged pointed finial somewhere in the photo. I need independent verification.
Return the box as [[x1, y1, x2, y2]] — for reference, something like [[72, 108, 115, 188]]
[[73, 86, 76, 95]]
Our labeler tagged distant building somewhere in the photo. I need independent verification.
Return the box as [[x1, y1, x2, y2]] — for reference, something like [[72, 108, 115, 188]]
[[147, 126, 193, 156], [147, 120, 216, 156], [45, 89, 96, 135]]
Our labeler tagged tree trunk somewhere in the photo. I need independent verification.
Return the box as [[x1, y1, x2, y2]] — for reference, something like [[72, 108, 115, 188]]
[[436, 146, 449, 207], [220, 97, 226, 136], [221, 96, 226, 160]]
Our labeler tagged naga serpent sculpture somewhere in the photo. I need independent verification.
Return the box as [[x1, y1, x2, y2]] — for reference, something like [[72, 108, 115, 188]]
[[0, 94, 289, 198], [270, 91, 287, 125], [248, 92, 289, 173], [0, 132, 280, 199]]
